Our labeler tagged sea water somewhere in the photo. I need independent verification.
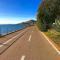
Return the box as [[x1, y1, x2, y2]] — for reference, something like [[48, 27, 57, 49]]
[[0, 24, 25, 36]]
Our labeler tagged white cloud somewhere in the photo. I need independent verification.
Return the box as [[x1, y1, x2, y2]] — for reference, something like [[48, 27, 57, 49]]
[[0, 17, 32, 24]]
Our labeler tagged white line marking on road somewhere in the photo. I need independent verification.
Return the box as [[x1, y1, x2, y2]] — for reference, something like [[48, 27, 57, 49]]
[[21, 55, 26, 60], [32, 31, 33, 32], [40, 32, 60, 55], [0, 45, 3, 47], [0, 30, 26, 48], [28, 35, 32, 42]]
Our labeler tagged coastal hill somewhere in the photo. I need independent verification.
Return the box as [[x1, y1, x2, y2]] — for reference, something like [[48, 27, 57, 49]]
[[19, 20, 36, 27]]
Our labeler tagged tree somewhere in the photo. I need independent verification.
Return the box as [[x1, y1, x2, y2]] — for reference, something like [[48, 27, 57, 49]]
[[37, 0, 60, 31], [37, 0, 50, 31]]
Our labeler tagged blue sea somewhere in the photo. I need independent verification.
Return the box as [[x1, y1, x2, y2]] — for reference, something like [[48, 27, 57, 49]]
[[0, 24, 25, 36]]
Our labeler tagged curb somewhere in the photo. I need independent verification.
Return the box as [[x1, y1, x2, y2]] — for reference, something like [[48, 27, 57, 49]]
[[39, 31, 60, 55]]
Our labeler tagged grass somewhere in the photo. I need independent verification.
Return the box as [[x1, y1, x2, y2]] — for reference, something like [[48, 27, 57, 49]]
[[44, 29, 60, 47]]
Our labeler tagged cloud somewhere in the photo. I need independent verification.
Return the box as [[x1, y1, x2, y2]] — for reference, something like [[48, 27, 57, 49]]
[[0, 17, 33, 24]]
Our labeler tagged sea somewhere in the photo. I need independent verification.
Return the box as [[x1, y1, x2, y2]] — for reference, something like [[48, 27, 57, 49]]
[[0, 24, 25, 36]]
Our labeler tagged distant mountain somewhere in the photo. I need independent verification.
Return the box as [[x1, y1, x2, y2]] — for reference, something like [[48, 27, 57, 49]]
[[18, 20, 36, 27]]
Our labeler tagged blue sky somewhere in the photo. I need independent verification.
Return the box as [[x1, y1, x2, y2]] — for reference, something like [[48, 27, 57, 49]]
[[0, 0, 42, 24]]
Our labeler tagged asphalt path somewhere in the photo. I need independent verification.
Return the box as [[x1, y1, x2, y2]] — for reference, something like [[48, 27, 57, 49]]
[[0, 26, 60, 60]]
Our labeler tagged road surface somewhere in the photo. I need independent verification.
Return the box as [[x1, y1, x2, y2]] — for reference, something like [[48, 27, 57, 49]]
[[0, 26, 60, 60]]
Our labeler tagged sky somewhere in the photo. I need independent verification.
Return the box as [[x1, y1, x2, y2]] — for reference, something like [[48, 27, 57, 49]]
[[0, 0, 42, 24]]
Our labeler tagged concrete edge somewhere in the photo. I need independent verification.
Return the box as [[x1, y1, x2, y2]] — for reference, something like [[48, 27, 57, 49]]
[[39, 31, 60, 55]]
